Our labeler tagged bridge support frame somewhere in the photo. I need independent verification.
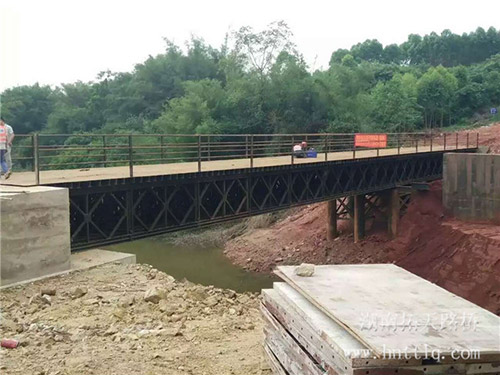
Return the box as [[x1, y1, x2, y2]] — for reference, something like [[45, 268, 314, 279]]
[[387, 188, 400, 239], [353, 194, 366, 243], [326, 200, 338, 240]]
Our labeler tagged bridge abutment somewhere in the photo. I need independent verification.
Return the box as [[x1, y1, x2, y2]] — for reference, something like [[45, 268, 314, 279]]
[[0, 186, 71, 286]]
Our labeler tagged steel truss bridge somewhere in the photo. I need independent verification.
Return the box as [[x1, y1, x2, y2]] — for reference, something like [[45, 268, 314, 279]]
[[4, 131, 478, 250]]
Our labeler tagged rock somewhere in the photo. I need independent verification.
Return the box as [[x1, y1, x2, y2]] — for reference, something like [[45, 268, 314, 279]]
[[104, 327, 118, 336], [40, 288, 56, 296], [1, 319, 19, 332], [71, 287, 88, 299], [203, 296, 219, 307], [186, 287, 209, 302], [82, 298, 100, 306], [119, 296, 135, 308], [144, 287, 164, 304], [295, 263, 315, 277], [274, 257, 283, 263], [41, 295, 52, 305], [112, 308, 126, 320], [29, 294, 51, 306]]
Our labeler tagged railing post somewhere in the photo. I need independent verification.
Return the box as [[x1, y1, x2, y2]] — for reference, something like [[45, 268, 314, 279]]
[[430, 131, 433, 152], [31, 134, 35, 172], [477, 132, 479, 148], [291, 136, 295, 165], [245, 135, 249, 159], [353, 135, 356, 159], [456, 133, 458, 149], [207, 135, 211, 161], [324, 134, 328, 161], [160, 135, 165, 162], [103, 135, 107, 168], [444, 133, 447, 150], [397, 134, 400, 155], [34, 133, 40, 185], [250, 135, 254, 168], [415, 136, 418, 153], [128, 135, 133, 178], [466, 133, 469, 148], [197, 135, 201, 172]]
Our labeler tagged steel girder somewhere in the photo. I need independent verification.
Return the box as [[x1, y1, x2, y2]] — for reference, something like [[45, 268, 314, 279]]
[[60, 151, 452, 250]]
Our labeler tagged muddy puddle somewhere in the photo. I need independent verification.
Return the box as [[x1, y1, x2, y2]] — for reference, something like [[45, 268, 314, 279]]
[[106, 237, 276, 293]]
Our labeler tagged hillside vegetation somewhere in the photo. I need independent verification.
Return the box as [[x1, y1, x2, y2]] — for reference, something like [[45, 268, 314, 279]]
[[2, 23, 500, 137]]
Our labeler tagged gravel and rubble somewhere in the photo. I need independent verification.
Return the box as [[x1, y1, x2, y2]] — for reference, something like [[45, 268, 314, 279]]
[[0, 263, 266, 375]]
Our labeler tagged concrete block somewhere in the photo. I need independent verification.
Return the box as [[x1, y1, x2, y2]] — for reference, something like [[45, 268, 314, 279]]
[[1, 186, 71, 286], [443, 153, 500, 224]]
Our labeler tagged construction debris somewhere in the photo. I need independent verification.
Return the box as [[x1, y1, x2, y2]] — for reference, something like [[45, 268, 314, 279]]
[[262, 264, 500, 375], [294, 263, 315, 277]]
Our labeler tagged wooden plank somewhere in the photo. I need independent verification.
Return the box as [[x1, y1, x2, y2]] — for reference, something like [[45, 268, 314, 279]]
[[263, 289, 500, 375], [272, 284, 368, 359], [275, 265, 500, 359], [262, 304, 328, 375], [270, 284, 455, 369], [264, 344, 289, 375], [263, 288, 353, 374]]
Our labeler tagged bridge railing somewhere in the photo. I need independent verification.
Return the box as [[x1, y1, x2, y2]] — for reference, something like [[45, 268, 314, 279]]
[[8, 131, 478, 184]]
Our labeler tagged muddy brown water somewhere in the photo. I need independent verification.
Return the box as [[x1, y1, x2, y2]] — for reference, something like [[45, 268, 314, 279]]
[[106, 237, 276, 293]]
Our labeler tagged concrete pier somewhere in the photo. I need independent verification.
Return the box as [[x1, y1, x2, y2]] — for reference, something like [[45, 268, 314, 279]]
[[0, 185, 71, 286]]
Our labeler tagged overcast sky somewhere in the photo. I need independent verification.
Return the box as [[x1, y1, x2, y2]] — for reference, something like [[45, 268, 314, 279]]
[[1, 0, 499, 92]]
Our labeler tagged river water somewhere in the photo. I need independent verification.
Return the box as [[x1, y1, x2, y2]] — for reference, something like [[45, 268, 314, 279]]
[[106, 236, 276, 293]]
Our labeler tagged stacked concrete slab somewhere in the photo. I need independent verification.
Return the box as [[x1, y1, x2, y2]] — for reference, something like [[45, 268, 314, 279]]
[[261, 264, 500, 375]]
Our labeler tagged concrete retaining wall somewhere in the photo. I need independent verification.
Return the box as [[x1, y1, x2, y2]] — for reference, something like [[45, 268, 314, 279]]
[[1, 186, 71, 286], [443, 153, 500, 223]]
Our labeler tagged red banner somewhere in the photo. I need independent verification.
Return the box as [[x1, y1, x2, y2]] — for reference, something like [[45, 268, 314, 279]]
[[354, 133, 387, 148]]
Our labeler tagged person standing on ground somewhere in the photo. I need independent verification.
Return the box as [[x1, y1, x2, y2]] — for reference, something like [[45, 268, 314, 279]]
[[0, 118, 10, 178], [2, 118, 15, 178]]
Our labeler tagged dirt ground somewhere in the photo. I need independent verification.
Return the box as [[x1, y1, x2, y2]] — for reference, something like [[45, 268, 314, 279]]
[[225, 123, 500, 315], [0, 264, 266, 375]]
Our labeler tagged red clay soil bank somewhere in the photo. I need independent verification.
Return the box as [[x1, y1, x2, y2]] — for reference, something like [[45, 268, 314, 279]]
[[224, 123, 500, 314], [225, 184, 500, 314]]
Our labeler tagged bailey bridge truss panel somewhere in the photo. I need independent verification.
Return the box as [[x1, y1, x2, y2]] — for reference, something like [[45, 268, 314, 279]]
[[58, 151, 459, 250]]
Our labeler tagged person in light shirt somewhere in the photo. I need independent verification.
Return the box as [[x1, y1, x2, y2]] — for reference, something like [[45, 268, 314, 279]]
[[0, 118, 14, 179], [293, 141, 307, 158]]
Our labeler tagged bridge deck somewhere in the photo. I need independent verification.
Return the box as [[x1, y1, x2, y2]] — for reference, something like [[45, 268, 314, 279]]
[[3, 145, 456, 187]]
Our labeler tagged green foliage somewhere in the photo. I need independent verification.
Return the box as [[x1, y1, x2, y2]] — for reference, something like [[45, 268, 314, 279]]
[[417, 66, 458, 128], [371, 74, 421, 132], [332, 27, 500, 67]]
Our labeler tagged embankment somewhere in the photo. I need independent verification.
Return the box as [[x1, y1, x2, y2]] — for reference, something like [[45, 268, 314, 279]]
[[224, 181, 500, 314]]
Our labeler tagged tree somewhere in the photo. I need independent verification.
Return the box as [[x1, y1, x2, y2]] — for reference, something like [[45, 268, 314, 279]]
[[371, 74, 421, 132], [232, 21, 298, 77], [417, 66, 458, 128], [1, 84, 56, 133]]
